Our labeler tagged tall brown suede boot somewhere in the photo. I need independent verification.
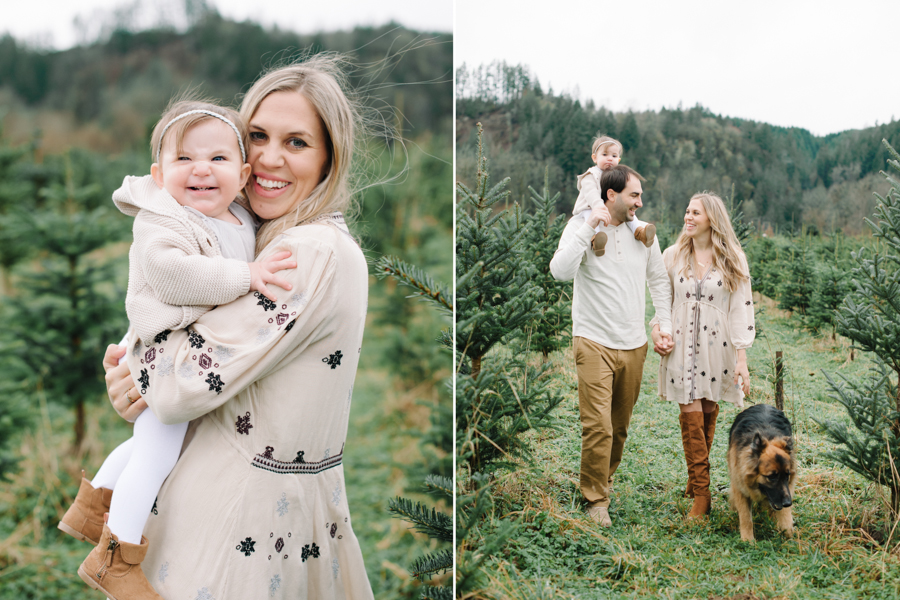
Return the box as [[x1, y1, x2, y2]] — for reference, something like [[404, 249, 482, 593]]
[[679, 411, 711, 520], [591, 231, 608, 256], [703, 404, 720, 454], [634, 224, 656, 247], [77, 524, 162, 600], [58, 471, 113, 545]]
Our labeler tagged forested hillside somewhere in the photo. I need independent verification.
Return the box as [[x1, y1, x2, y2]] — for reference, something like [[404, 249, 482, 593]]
[[456, 62, 899, 235], [1, 15, 452, 152]]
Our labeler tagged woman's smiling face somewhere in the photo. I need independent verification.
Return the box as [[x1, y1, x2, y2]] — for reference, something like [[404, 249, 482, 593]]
[[246, 91, 331, 220]]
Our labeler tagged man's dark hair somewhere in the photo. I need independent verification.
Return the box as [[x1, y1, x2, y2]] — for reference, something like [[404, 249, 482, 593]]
[[600, 165, 645, 201]]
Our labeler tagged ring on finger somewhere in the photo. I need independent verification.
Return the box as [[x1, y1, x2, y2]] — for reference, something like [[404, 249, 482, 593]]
[[125, 387, 138, 404]]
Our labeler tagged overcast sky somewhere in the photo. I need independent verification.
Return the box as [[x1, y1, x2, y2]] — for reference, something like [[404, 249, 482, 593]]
[[3, 0, 452, 49], [456, 0, 898, 136]]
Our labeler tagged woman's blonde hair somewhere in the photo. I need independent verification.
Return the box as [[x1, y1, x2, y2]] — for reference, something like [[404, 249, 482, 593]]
[[150, 99, 248, 167], [672, 192, 749, 292], [239, 54, 360, 254]]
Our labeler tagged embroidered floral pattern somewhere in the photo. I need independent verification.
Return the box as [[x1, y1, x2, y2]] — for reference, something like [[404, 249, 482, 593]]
[[330, 523, 337, 538], [275, 537, 284, 553], [301, 543, 320, 562], [213, 344, 236, 364], [256, 327, 273, 345], [145, 348, 156, 363], [254, 292, 277, 312], [332, 484, 342, 506], [154, 330, 171, 344], [157, 356, 174, 377], [195, 588, 214, 600], [151, 498, 158, 515], [269, 575, 281, 597], [276, 313, 289, 326], [323, 448, 330, 460], [262, 446, 275, 459], [284, 319, 296, 333], [276, 493, 289, 517], [236, 537, 256, 556], [289, 292, 308, 308], [332, 557, 340, 579], [199, 353, 212, 369], [178, 361, 194, 379], [188, 330, 205, 349], [292, 451, 305, 464], [236, 412, 253, 435], [158, 562, 169, 583], [138, 369, 150, 392], [323, 350, 343, 369], [205, 372, 224, 394]]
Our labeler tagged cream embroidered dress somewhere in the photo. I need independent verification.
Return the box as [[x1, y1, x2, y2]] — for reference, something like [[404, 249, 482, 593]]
[[657, 247, 755, 407], [125, 216, 375, 600]]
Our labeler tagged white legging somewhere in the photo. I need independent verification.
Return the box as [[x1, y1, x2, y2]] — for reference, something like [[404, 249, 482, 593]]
[[90, 335, 187, 544]]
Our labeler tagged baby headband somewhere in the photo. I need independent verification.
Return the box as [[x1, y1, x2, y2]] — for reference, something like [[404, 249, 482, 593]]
[[155, 109, 247, 164]]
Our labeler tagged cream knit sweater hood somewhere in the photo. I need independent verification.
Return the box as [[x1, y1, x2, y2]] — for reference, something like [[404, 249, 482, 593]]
[[114, 175, 252, 346]]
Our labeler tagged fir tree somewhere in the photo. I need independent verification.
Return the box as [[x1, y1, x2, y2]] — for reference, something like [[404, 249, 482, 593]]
[[0, 153, 127, 448], [520, 171, 572, 361], [817, 139, 900, 516], [376, 256, 452, 597], [777, 243, 816, 316], [805, 263, 849, 339], [455, 125, 562, 473]]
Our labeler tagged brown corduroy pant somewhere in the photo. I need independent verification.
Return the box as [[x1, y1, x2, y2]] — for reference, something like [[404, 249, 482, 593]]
[[574, 336, 648, 508]]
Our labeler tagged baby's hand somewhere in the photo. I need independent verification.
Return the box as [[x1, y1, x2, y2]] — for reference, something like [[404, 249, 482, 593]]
[[248, 250, 296, 302], [588, 203, 611, 228]]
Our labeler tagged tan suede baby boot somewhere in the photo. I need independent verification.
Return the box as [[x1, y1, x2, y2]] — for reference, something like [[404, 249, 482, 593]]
[[77, 524, 162, 600], [591, 231, 608, 256], [634, 223, 656, 247], [58, 471, 113, 545]]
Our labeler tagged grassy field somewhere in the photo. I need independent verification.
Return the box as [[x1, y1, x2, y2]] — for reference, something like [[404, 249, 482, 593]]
[[468, 295, 900, 599]]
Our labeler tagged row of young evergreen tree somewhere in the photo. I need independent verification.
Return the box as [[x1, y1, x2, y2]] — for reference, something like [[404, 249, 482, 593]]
[[456, 62, 900, 235], [455, 126, 900, 591]]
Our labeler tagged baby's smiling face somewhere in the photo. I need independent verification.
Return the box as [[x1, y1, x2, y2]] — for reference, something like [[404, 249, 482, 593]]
[[152, 118, 251, 220]]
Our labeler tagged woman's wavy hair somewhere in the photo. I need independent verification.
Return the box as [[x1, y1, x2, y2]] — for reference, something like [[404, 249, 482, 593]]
[[672, 192, 749, 292], [239, 53, 373, 254]]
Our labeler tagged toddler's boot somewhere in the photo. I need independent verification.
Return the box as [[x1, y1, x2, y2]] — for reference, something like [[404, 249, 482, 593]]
[[58, 471, 113, 545], [634, 224, 656, 248], [591, 231, 608, 256], [78, 524, 162, 600]]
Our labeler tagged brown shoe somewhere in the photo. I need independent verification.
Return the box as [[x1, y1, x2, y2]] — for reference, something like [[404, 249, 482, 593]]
[[587, 505, 612, 527], [679, 411, 711, 520], [78, 524, 162, 600], [590, 231, 608, 256], [58, 472, 113, 545], [634, 224, 656, 247]]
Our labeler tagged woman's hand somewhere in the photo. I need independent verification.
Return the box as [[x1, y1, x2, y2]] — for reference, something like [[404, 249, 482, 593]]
[[734, 349, 750, 396], [651, 325, 674, 357], [103, 344, 147, 422]]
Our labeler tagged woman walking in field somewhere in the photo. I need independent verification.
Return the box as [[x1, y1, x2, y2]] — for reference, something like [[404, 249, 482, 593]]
[[651, 192, 755, 520], [99, 54, 376, 599]]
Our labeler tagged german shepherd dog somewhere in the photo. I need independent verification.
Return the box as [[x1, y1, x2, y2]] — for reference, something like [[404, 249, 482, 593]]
[[727, 404, 797, 542]]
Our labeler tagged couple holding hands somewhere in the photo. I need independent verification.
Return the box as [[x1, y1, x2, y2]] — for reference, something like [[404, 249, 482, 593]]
[[551, 135, 755, 527]]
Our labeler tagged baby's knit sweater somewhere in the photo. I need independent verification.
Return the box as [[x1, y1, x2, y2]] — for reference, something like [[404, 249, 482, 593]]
[[113, 175, 253, 346]]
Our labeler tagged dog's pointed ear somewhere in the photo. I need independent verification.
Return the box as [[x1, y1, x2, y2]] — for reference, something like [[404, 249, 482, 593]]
[[783, 437, 793, 453], [750, 432, 764, 455]]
